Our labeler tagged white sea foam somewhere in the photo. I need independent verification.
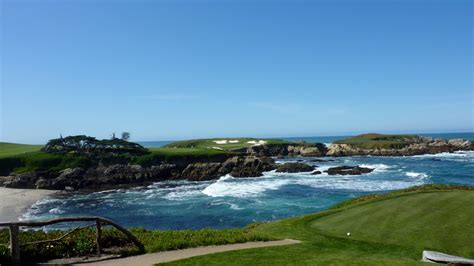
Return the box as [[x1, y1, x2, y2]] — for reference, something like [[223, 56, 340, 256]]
[[405, 172, 429, 179], [359, 163, 391, 172], [295, 176, 426, 192], [413, 151, 474, 158], [202, 175, 289, 198], [48, 207, 65, 214]]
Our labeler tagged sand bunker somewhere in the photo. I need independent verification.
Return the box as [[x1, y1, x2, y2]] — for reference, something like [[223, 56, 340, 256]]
[[213, 140, 240, 145], [247, 140, 267, 146]]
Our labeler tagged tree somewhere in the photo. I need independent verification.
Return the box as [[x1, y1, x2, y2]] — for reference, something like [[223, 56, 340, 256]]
[[121, 132, 131, 141], [42, 135, 149, 157]]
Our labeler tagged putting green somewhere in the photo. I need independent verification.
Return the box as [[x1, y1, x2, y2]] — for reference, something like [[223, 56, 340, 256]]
[[162, 189, 474, 265]]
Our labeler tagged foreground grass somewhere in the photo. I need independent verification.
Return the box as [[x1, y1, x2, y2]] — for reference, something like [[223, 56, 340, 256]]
[[0, 225, 271, 264], [162, 186, 474, 265], [334, 133, 420, 149], [0, 142, 42, 158]]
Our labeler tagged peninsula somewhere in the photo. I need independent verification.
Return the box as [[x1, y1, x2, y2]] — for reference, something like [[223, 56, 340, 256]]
[[0, 134, 472, 191]]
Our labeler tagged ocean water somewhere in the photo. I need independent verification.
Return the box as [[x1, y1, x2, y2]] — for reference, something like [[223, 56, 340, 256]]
[[23, 150, 474, 230]]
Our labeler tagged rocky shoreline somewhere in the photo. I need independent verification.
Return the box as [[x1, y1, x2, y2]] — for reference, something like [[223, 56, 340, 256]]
[[327, 138, 472, 156], [0, 138, 472, 191]]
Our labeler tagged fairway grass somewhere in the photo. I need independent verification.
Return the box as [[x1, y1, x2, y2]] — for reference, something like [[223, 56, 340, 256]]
[[0, 142, 43, 158], [162, 189, 474, 265], [164, 138, 289, 151]]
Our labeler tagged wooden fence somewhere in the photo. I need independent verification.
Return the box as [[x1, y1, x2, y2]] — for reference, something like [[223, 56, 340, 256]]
[[0, 216, 145, 265]]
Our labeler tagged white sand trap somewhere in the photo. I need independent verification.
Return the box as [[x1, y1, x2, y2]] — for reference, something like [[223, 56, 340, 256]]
[[213, 140, 240, 145], [247, 140, 268, 146], [212, 146, 224, 150]]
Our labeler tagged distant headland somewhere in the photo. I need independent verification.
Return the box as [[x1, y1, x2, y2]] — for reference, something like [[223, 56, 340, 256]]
[[0, 133, 472, 191]]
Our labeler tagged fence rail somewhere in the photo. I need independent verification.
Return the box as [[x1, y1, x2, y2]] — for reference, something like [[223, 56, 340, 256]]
[[0, 216, 145, 265]]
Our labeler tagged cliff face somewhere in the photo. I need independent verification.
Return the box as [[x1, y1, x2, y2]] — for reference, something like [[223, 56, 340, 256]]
[[247, 143, 327, 157], [327, 139, 473, 156], [0, 156, 276, 190]]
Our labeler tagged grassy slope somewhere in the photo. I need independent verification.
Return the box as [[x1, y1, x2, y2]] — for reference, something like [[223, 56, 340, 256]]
[[164, 138, 289, 151], [0, 142, 43, 158], [163, 188, 474, 265], [334, 133, 421, 149]]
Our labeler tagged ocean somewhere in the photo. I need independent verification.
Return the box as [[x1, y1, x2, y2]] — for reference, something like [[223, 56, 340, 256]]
[[23, 133, 474, 230]]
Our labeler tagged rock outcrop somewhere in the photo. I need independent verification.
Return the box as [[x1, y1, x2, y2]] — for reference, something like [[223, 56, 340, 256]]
[[0, 156, 276, 190], [276, 163, 315, 173], [248, 143, 327, 157], [327, 138, 473, 156], [325, 166, 374, 175]]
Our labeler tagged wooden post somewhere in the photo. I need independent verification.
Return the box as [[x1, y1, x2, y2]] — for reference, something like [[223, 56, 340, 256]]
[[96, 219, 102, 257], [9, 224, 20, 265]]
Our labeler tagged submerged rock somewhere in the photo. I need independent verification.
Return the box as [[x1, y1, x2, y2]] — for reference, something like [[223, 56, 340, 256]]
[[276, 163, 315, 173], [325, 166, 374, 175]]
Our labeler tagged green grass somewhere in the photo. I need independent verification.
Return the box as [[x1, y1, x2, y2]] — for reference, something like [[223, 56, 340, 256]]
[[0, 142, 43, 158], [0, 151, 95, 175], [334, 133, 421, 149], [132, 225, 272, 253], [133, 148, 232, 166], [164, 138, 290, 151], [161, 185, 474, 265]]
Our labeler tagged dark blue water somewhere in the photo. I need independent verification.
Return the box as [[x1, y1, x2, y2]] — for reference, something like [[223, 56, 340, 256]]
[[24, 150, 474, 230]]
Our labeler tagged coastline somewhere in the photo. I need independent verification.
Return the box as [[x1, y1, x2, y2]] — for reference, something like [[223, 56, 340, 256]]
[[0, 187, 57, 222]]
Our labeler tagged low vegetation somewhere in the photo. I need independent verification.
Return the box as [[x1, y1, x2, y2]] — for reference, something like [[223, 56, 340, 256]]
[[133, 148, 232, 167], [0, 224, 271, 264], [334, 133, 421, 149]]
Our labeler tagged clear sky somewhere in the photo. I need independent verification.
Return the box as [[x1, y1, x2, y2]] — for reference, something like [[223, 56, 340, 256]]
[[1, 0, 473, 144]]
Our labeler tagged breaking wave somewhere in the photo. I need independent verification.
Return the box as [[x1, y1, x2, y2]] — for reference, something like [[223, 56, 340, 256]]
[[405, 172, 430, 179]]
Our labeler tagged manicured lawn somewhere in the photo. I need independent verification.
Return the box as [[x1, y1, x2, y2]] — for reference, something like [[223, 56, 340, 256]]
[[164, 138, 290, 151], [0, 142, 43, 158], [334, 133, 421, 149], [161, 188, 474, 265]]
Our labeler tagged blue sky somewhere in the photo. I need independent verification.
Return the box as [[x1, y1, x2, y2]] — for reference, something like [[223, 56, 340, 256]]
[[1, 0, 473, 144]]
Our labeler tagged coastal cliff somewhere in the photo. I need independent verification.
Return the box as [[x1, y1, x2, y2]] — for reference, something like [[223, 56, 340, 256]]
[[0, 156, 277, 190]]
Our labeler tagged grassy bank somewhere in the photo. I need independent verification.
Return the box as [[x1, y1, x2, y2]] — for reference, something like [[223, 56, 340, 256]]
[[0, 147, 231, 175], [0, 224, 272, 264], [162, 185, 474, 265], [0, 142, 43, 158], [334, 133, 421, 149]]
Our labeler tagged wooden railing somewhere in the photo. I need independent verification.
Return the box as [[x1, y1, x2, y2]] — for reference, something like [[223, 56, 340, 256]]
[[0, 216, 145, 265]]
